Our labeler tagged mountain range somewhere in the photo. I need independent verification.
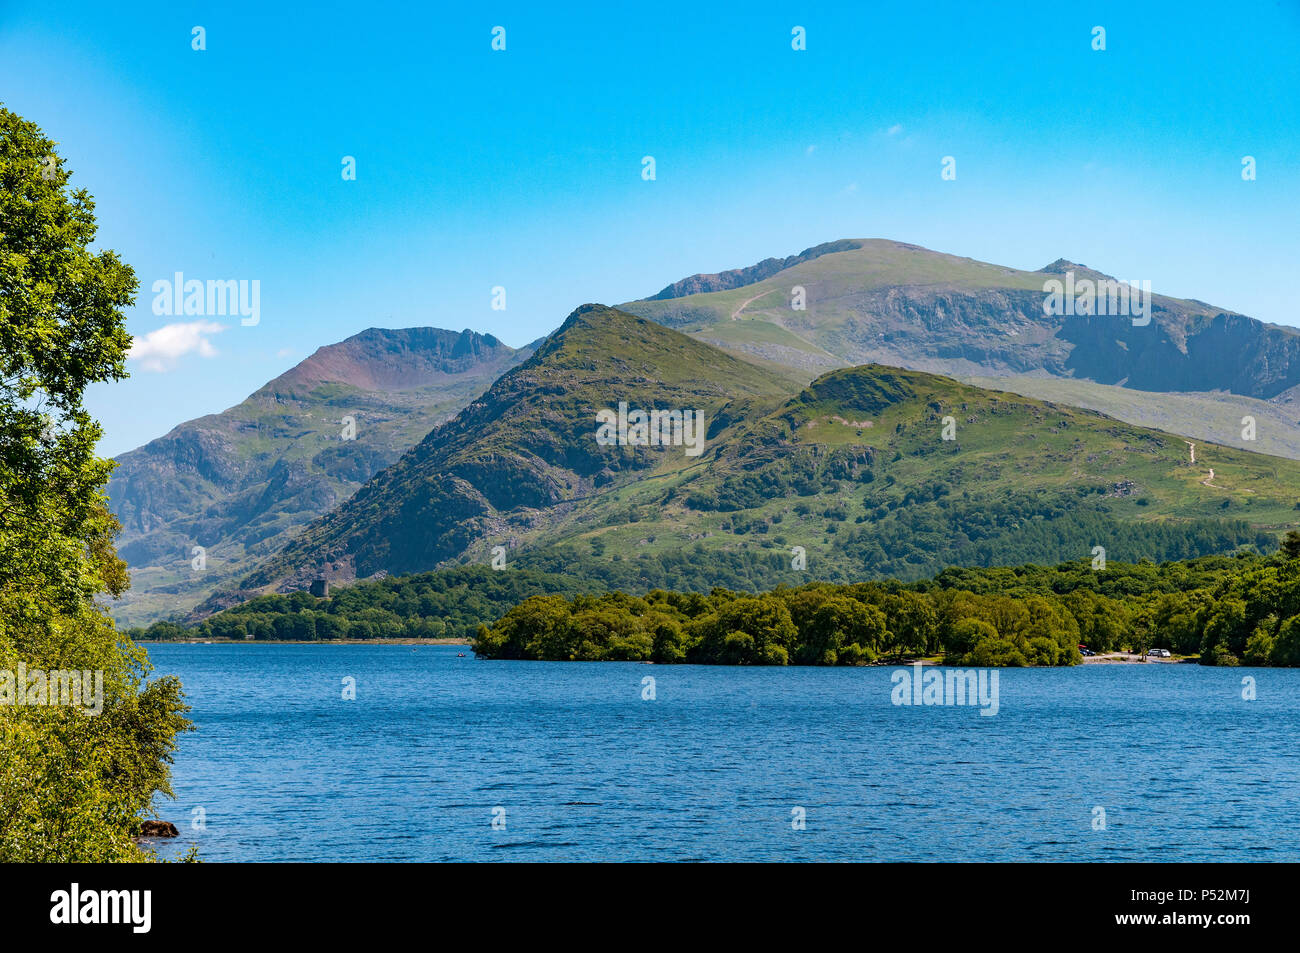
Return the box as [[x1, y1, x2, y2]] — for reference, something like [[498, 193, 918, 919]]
[[625, 238, 1300, 393], [621, 239, 1300, 452], [212, 304, 1297, 613], [106, 327, 531, 626], [107, 239, 1300, 625]]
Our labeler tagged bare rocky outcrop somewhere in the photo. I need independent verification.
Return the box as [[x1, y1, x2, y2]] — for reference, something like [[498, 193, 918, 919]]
[[137, 820, 179, 838]]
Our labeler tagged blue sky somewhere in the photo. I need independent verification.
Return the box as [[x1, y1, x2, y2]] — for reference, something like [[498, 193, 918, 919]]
[[2, 0, 1298, 456]]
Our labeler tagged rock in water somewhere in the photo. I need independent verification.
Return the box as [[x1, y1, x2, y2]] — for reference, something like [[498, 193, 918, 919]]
[[139, 820, 179, 838]]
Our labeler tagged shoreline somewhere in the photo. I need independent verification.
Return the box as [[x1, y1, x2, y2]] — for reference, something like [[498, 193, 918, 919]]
[[1081, 653, 1189, 664], [138, 637, 473, 646], [138, 641, 1195, 665]]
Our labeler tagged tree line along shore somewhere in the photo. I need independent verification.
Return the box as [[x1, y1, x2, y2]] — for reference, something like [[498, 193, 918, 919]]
[[132, 536, 1300, 668]]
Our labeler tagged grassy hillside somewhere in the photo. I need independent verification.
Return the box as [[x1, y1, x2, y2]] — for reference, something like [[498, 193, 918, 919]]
[[497, 363, 1295, 588], [968, 375, 1300, 461]]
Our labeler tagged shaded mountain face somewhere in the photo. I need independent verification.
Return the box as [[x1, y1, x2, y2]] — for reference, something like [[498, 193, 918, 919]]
[[214, 305, 1300, 615], [106, 326, 530, 626], [620, 239, 1300, 456]]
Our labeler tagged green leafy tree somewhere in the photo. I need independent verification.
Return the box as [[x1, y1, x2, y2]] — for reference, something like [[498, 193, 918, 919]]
[[472, 594, 571, 659], [968, 635, 1029, 667], [1199, 597, 1251, 664], [800, 597, 885, 665], [1243, 619, 1276, 667], [942, 617, 998, 664], [688, 596, 797, 665], [0, 105, 190, 861], [881, 591, 937, 658], [1271, 616, 1300, 667]]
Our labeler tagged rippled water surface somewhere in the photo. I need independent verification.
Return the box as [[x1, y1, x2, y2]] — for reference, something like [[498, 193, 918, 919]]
[[145, 644, 1300, 861]]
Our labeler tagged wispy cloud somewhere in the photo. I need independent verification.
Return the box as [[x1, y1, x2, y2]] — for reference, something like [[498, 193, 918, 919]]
[[128, 321, 227, 372], [886, 124, 903, 137]]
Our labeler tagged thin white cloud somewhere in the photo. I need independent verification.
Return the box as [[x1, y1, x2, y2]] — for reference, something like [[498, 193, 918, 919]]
[[886, 124, 903, 136], [806, 144, 817, 156], [128, 321, 227, 372]]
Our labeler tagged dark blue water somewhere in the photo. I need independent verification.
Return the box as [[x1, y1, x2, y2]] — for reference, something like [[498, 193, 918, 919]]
[[145, 644, 1300, 861]]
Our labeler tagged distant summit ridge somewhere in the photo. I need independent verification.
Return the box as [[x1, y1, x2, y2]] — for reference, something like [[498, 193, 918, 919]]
[[266, 326, 512, 394], [648, 239, 870, 300]]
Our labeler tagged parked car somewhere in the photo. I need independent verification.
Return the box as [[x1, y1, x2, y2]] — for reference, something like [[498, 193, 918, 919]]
[[1146, 648, 1172, 658], [1078, 646, 1095, 657]]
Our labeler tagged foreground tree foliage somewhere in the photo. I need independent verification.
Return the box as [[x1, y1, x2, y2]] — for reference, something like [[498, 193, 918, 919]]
[[0, 105, 190, 861]]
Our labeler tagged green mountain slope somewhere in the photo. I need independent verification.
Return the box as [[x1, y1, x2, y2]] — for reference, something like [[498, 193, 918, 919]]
[[627, 363, 1298, 580], [215, 305, 1300, 613], [231, 304, 795, 595], [106, 326, 530, 626]]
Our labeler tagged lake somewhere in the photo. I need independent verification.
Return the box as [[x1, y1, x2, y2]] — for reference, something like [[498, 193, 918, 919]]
[[145, 643, 1300, 862]]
